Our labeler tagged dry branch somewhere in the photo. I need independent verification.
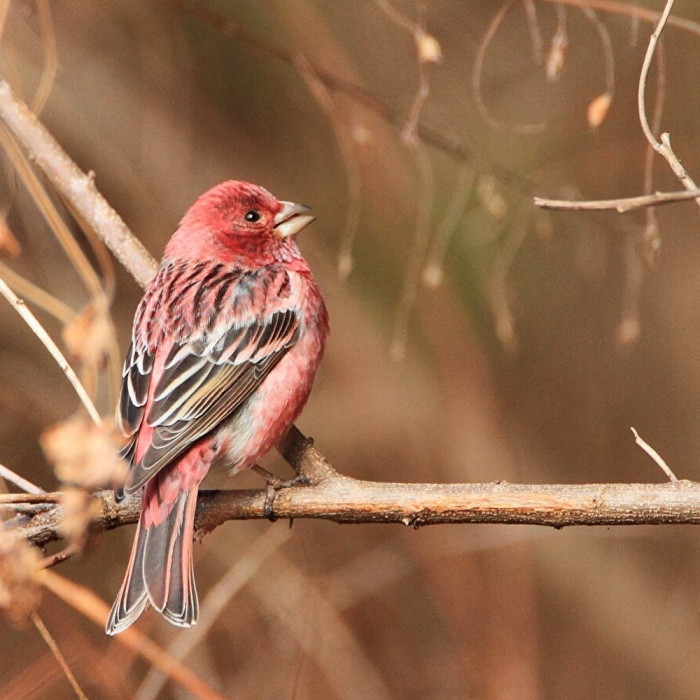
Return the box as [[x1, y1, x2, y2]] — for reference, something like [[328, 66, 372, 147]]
[[0, 277, 101, 424], [534, 188, 700, 212], [637, 0, 700, 205], [8, 477, 700, 550]]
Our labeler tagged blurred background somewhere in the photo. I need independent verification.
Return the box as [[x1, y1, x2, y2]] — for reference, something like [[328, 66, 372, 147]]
[[1, 1, 700, 697]]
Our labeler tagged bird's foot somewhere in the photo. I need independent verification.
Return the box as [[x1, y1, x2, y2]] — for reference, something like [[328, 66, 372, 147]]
[[251, 464, 309, 521]]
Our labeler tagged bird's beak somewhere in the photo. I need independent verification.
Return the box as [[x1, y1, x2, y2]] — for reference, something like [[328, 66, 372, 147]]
[[274, 201, 315, 238]]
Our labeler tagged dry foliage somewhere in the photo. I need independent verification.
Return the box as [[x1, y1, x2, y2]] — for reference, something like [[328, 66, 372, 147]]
[[40, 416, 126, 490], [0, 531, 41, 626]]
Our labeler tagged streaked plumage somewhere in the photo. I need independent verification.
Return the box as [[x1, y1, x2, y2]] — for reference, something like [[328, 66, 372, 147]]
[[106, 181, 328, 635]]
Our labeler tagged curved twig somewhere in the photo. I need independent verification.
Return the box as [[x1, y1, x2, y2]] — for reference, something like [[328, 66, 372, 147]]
[[637, 0, 700, 204]]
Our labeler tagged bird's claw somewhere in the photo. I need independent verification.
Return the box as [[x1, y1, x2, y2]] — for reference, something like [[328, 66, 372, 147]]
[[251, 465, 309, 521]]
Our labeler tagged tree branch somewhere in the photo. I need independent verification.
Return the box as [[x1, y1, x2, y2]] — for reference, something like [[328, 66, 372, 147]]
[[637, 0, 700, 205], [534, 188, 700, 212], [5, 428, 700, 545], [6, 476, 700, 551]]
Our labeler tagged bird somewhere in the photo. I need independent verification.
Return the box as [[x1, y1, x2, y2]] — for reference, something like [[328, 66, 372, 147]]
[[105, 180, 329, 635]]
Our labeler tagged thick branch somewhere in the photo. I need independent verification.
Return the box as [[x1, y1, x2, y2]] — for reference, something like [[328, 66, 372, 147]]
[[7, 427, 698, 543], [6, 477, 700, 549]]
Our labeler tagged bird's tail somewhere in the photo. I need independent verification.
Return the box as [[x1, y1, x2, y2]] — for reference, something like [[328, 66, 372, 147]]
[[105, 487, 200, 635]]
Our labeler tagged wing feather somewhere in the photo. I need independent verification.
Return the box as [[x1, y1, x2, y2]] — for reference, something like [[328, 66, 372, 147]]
[[122, 305, 299, 493], [118, 341, 153, 437]]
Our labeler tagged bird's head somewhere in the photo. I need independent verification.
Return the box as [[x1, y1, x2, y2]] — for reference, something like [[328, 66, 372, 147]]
[[164, 180, 316, 268]]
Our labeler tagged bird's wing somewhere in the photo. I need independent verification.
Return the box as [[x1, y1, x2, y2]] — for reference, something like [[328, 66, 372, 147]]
[[116, 339, 153, 467], [117, 266, 300, 493]]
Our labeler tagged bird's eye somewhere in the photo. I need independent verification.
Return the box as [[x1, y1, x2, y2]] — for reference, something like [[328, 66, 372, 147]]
[[244, 210, 261, 223]]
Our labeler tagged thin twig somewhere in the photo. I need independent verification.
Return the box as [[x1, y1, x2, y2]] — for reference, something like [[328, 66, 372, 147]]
[[40, 543, 80, 569], [546, 4, 568, 82], [643, 41, 665, 200], [293, 55, 362, 281], [639, 39, 665, 264], [540, 0, 700, 38], [0, 462, 45, 495], [637, 0, 673, 148], [616, 36, 666, 345], [395, 2, 440, 145], [534, 188, 700, 212], [637, 0, 700, 204], [390, 144, 434, 361], [488, 203, 531, 351], [629, 9, 640, 47], [31, 612, 87, 700], [616, 228, 643, 346], [474, 0, 547, 134], [0, 125, 106, 301], [422, 164, 475, 287], [523, 0, 544, 63], [402, 45, 431, 145], [32, 0, 57, 116], [631, 427, 678, 483], [373, 0, 415, 33], [581, 6, 615, 99], [371, 1, 440, 359], [0, 278, 101, 424], [0, 261, 76, 324], [0, 492, 60, 504]]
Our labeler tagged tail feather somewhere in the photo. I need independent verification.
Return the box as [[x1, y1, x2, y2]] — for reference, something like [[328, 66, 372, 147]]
[[105, 488, 200, 635], [105, 519, 150, 635], [145, 488, 200, 627]]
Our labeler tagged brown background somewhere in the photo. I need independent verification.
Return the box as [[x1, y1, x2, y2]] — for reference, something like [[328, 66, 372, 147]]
[[1, 2, 700, 698]]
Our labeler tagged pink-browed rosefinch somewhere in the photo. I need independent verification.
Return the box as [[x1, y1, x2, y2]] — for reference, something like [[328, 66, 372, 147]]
[[105, 181, 328, 635]]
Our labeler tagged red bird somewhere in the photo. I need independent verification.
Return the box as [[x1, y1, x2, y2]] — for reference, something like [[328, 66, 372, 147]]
[[106, 181, 328, 634]]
